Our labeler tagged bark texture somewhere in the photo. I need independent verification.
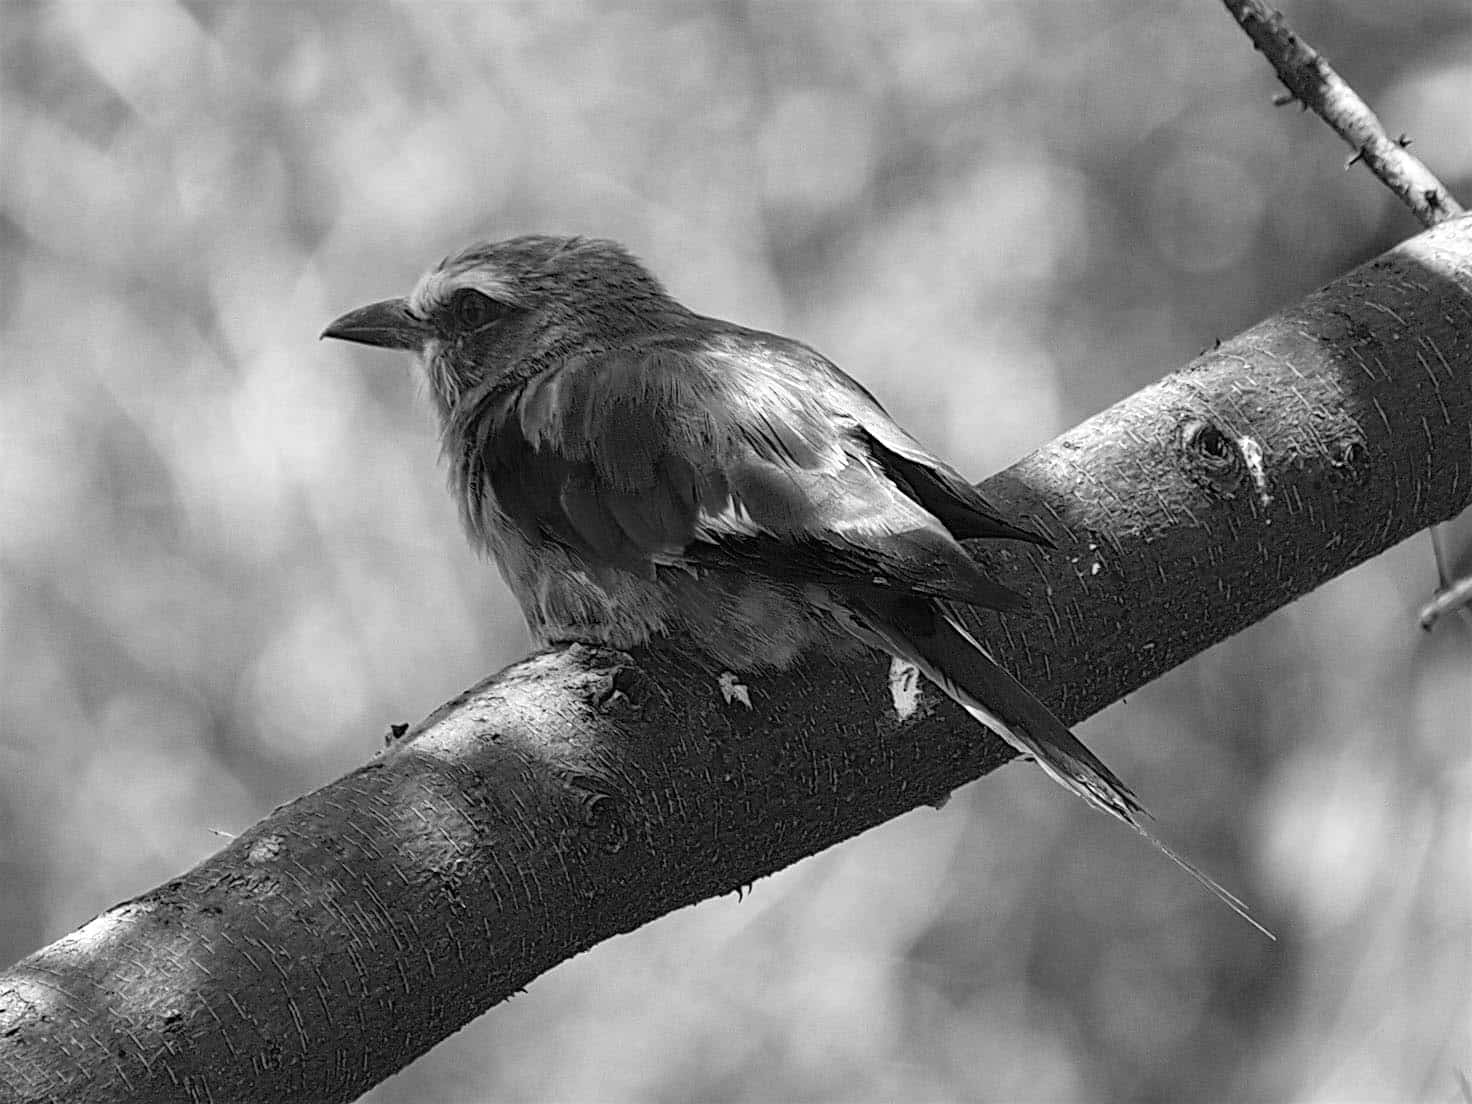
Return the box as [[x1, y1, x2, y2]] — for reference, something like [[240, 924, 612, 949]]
[[3, 216, 1470, 1103]]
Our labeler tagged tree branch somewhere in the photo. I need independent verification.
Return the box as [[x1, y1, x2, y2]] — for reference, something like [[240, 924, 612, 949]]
[[1221, 0, 1464, 228], [1219, 0, 1472, 629], [4, 216, 1471, 1102]]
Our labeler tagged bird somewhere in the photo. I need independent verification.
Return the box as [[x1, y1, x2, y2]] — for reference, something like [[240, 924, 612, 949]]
[[323, 234, 1270, 937]]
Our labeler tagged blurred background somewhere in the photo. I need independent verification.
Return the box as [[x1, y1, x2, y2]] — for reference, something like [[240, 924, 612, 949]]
[[3, 2, 1470, 1101]]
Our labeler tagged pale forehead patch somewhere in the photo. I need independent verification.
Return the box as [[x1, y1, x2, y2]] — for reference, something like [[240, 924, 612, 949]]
[[407, 259, 519, 318]]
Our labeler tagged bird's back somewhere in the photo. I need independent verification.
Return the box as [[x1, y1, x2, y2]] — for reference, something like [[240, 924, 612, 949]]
[[448, 320, 1035, 666]]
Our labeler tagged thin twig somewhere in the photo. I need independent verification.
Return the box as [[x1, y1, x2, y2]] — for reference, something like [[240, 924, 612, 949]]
[[1221, 0, 1472, 628], [1221, 0, 1464, 229], [1419, 574, 1472, 633]]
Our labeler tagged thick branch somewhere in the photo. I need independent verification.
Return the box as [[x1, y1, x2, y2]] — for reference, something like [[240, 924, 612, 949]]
[[1220, 0, 1472, 626], [3, 217, 1472, 1103]]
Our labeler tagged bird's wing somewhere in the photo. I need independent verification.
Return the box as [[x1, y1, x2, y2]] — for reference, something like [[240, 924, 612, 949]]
[[459, 328, 1035, 610], [734, 329, 1054, 547]]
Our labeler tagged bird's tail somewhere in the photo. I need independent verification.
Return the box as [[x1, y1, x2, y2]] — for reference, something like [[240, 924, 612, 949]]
[[840, 595, 1274, 939]]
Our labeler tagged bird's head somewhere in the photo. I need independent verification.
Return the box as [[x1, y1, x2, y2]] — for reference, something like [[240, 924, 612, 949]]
[[322, 235, 682, 417]]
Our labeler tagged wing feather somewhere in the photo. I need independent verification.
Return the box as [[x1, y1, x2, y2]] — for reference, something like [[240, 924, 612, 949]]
[[466, 328, 1044, 611], [711, 327, 1053, 547]]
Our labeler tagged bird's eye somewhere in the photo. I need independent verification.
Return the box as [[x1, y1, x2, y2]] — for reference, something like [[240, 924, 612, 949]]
[[447, 288, 507, 332]]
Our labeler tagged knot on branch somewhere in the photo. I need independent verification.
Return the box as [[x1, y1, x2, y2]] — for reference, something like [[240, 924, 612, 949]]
[[1179, 419, 1243, 491], [574, 789, 629, 854], [1177, 417, 1274, 508]]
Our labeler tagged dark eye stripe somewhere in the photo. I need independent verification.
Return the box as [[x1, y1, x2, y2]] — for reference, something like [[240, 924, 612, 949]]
[[446, 288, 512, 332]]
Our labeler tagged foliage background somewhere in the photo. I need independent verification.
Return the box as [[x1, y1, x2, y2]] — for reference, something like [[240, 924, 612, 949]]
[[3, 2, 1469, 1100]]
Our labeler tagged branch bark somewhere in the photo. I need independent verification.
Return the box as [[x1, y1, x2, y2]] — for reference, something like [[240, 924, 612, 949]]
[[1220, 0, 1472, 628], [4, 216, 1472, 1103]]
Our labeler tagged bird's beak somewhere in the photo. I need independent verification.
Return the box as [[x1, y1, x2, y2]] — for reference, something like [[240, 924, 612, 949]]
[[320, 298, 431, 350]]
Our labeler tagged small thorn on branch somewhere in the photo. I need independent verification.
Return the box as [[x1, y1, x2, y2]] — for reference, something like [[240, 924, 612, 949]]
[[1272, 91, 1298, 107], [1345, 147, 1367, 169], [1397, 134, 1413, 148]]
